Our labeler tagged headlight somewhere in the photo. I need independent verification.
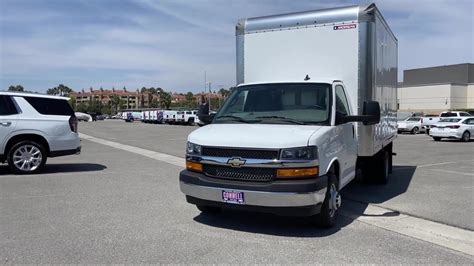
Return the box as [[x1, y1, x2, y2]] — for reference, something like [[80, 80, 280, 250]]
[[280, 146, 317, 160], [187, 142, 202, 155]]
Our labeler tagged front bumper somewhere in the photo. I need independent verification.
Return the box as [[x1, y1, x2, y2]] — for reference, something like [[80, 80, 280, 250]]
[[179, 170, 328, 216]]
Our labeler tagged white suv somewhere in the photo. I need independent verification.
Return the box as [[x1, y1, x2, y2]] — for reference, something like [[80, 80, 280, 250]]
[[0, 92, 81, 174]]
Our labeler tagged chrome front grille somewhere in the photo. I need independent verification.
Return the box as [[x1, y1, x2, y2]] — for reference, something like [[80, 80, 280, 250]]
[[203, 165, 275, 182], [201, 147, 279, 160]]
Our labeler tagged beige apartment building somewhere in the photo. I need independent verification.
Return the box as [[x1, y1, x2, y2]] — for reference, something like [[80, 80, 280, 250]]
[[71, 88, 158, 109]]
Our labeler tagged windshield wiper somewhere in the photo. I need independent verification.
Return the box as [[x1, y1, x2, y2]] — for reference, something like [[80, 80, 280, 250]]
[[215, 115, 258, 123], [255, 116, 307, 125]]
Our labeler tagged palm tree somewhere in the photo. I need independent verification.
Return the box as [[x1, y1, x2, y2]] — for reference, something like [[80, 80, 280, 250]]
[[159, 91, 172, 109], [111, 95, 123, 114]]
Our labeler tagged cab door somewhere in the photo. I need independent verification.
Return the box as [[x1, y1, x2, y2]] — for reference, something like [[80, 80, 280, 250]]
[[0, 95, 19, 154], [333, 83, 357, 187]]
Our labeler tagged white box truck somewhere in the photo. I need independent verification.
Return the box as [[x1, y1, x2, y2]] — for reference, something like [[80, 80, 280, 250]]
[[180, 3, 397, 227]]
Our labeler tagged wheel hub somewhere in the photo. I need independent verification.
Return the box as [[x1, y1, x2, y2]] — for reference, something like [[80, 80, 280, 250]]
[[329, 184, 341, 217], [13, 145, 42, 172]]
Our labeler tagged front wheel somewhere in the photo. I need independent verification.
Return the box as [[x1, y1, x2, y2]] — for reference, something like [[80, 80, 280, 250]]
[[461, 131, 470, 142], [7, 141, 47, 174], [316, 173, 340, 228]]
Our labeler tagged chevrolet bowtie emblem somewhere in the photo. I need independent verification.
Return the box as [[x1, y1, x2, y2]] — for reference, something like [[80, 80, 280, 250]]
[[227, 157, 246, 167]]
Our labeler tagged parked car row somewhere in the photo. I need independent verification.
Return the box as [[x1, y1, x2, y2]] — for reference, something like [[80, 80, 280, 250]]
[[120, 110, 200, 126], [396, 111, 473, 142]]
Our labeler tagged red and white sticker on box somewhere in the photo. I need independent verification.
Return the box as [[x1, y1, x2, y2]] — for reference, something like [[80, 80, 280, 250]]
[[333, 24, 357, 30]]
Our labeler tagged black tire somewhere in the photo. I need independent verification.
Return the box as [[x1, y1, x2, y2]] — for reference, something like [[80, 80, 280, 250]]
[[7, 141, 47, 175], [411, 127, 419, 134], [433, 137, 441, 141], [461, 131, 470, 142], [378, 150, 390, 184], [196, 205, 221, 214], [388, 150, 393, 174], [363, 149, 390, 184], [315, 172, 340, 228]]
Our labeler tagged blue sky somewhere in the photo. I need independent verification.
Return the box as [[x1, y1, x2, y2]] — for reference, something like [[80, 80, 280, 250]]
[[0, 0, 473, 93]]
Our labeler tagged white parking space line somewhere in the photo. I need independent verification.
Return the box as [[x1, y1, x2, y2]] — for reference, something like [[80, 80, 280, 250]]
[[427, 169, 474, 176], [393, 160, 474, 172], [79, 133, 474, 256], [79, 133, 184, 168], [417, 160, 474, 168], [341, 203, 474, 256]]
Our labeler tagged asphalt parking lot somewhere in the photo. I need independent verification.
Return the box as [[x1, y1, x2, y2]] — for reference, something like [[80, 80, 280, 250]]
[[1, 120, 473, 263]]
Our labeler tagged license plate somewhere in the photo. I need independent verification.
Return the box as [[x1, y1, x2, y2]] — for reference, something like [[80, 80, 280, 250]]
[[222, 190, 245, 204]]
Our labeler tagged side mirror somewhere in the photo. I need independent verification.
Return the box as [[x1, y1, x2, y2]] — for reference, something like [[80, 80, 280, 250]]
[[199, 114, 215, 125], [338, 101, 380, 125], [198, 103, 214, 125], [362, 101, 380, 125]]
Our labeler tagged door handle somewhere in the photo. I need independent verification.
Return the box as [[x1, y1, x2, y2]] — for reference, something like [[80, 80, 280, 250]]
[[0, 122, 12, 127]]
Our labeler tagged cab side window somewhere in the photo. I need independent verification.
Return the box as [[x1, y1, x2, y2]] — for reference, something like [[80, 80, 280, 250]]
[[0, 96, 19, 116], [335, 85, 350, 115]]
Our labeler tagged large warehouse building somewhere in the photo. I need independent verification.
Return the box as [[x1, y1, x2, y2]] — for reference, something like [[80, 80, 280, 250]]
[[398, 63, 474, 114]]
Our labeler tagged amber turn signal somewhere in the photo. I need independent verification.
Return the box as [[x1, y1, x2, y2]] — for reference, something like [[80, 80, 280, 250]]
[[276, 167, 318, 178], [186, 161, 203, 172]]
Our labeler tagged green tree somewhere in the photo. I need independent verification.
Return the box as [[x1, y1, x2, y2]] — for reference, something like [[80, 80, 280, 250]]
[[8, 85, 24, 92], [159, 91, 172, 109], [150, 98, 159, 108], [210, 97, 220, 111], [87, 100, 102, 114], [69, 96, 77, 111], [219, 88, 231, 98], [111, 95, 123, 114], [76, 102, 88, 113], [47, 84, 73, 96], [101, 104, 112, 115], [185, 91, 194, 101]]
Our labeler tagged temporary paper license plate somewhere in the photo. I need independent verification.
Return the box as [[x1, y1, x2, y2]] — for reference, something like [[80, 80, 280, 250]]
[[222, 190, 245, 204]]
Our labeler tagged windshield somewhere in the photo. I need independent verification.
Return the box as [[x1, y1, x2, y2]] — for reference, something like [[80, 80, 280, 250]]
[[407, 118, 420, 122], [439, 118, 461, 123], [214, 83, 331, 125]]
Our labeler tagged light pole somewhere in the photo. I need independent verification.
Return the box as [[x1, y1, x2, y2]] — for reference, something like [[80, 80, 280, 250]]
[[206, 82, 211, 112]]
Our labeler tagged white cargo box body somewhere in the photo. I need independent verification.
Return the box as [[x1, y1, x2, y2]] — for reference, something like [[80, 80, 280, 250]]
[[236, 4, 397, 156]]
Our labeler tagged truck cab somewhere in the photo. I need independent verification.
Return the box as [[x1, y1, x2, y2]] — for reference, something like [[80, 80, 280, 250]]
[[180, 3, 397, 227]]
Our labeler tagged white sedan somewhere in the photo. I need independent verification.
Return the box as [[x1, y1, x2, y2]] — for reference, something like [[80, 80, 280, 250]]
[[429, 117, 474, 142], [397, 117, 425, 134]]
